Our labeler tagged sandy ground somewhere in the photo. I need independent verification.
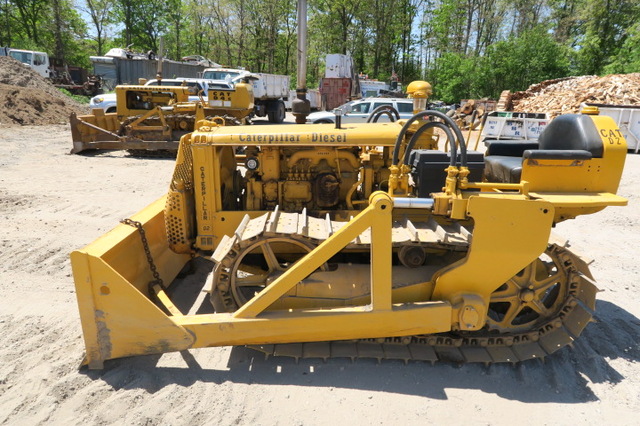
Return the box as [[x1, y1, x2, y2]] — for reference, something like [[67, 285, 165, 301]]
[[0, 120, 639, 425]]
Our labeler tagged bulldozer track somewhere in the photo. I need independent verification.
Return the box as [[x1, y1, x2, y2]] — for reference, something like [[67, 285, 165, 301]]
[[211, 210, 598, 364]]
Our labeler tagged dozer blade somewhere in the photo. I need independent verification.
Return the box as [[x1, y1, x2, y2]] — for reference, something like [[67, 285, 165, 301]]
[[69, 111, 180, 154], [71, 197, 194, 369], [71, 139, 180, 154], [70, 192, 454, 369]]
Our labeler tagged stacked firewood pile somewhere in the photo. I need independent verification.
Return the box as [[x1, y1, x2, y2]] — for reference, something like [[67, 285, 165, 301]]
[[446, 98, 497, 129], [509, 73, 640, 118]]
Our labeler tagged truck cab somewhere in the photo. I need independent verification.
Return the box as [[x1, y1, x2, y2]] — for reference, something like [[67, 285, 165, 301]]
[[202, 67, 248, 84], [3, 48, 50, 78]]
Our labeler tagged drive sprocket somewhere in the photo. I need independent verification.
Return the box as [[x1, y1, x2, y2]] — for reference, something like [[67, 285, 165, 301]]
[[485, 245, 569, 333]]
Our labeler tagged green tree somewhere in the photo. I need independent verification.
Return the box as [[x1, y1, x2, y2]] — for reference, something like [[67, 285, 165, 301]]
[[164, 0, 186, 59], [81, 0, 113, 55], [478, 26, 571, 97], [604, 21, 640, 74], [548, 0, 582, 45], [184, 0, 214, 57], [113, 0, 137, 47], [506, 0, 545, 37], [424, 0, 468, 56], [0, 0, 14, 46], [11, 0, 49, 45], [575, 0, 639, 74], [311, 0, 364, 56], [428, 52, 477, 102], [135, 0, 171, 54]]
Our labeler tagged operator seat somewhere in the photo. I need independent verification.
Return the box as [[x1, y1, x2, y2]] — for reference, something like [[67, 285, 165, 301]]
[[483, 114, 604, 183]]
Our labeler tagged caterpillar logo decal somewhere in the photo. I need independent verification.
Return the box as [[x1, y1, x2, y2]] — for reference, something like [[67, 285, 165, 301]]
[[238, 133, 302, 142], [600, 128, 624, 145], [237, 133, 349, 143], [311, 133, 348, 143]]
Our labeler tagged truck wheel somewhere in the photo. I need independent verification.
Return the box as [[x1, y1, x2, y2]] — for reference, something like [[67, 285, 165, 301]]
[[268, 101, 286, 123]]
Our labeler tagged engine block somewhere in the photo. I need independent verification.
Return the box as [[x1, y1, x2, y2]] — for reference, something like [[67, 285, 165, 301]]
[[243, 146, 390, 211]]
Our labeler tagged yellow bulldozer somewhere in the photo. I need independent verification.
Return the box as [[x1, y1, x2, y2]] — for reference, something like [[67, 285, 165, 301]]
[[71, 97, 627, 368], [69, 80, 254, 155]]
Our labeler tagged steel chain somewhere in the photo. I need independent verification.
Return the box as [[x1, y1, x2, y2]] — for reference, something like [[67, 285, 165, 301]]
[[120, 218, 164, 288]]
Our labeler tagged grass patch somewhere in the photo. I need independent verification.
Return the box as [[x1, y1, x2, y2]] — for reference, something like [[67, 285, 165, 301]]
[[57, 87, 91, 104]]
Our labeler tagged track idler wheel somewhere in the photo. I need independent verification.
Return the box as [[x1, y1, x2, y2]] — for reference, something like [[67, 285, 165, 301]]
[[211, 235, 329, 312]]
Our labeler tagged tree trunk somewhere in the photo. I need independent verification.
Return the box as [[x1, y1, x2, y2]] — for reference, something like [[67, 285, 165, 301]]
[[52, 0, 65, 62]]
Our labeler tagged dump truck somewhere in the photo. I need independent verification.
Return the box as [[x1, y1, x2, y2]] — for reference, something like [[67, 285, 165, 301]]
[[71, 98, 627, 368], [69, 79, 254, 155], [202, 67, 290, 123]]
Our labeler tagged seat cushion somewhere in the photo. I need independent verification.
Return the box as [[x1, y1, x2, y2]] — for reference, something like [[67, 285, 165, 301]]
[[484, 156, 523, 183], [538, 114, 603, 157], [486, 141, 539, 157]]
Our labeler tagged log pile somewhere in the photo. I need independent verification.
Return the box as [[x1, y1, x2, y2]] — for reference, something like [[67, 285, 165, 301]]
[[510, 73, 640, 118], [496, 90, 512, 111]]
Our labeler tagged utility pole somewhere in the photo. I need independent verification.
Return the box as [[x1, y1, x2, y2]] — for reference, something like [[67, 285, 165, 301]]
[[291, 0, 310, 124], [156, 36, 164, 82]]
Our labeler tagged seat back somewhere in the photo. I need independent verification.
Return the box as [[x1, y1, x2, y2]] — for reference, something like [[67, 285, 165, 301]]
[[537, 114, 603, 157]]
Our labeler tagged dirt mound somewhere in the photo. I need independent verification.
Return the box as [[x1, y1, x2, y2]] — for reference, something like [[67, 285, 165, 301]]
[[511, 73, 640, 118], [0, 56, 88, 126]]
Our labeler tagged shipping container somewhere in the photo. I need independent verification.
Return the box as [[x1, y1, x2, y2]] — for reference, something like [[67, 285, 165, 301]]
[[91, 56, 207, 91], [320, 78, 352, 110], [325, 54, 354, 79]]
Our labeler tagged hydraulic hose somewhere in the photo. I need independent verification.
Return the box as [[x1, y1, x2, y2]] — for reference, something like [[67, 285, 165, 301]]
[[366, 105, 400, 123], [392, 110, 467, 167], [402, 121, 457, 167]]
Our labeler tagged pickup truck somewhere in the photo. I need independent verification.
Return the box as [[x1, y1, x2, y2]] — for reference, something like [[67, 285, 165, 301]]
[[88, 78, 231, 112]]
